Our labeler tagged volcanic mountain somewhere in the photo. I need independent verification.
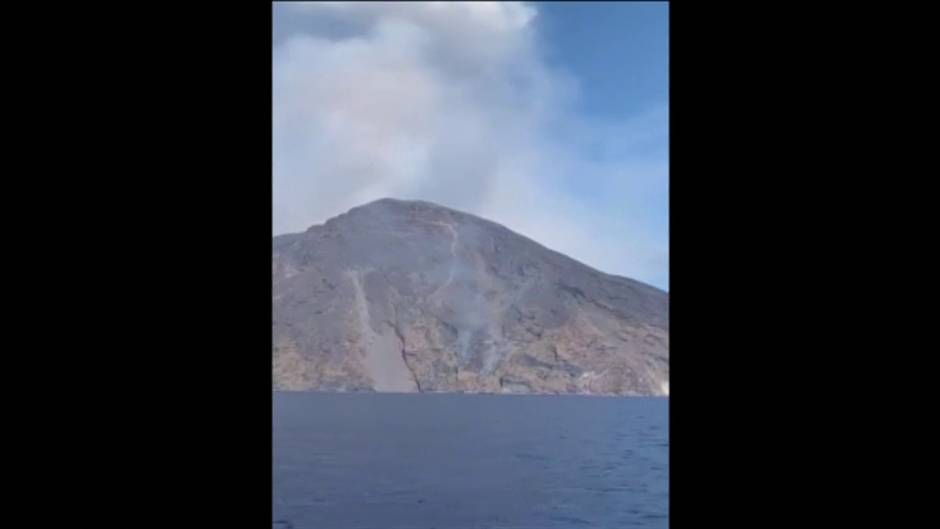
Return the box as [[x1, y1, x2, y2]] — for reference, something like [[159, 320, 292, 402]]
[[273, 198, 668, 396]]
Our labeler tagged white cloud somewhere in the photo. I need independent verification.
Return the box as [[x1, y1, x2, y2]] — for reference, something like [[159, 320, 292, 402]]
[[273, 1, 668, 290]]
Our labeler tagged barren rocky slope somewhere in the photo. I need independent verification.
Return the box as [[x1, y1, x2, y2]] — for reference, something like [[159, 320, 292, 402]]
[[273, 198, 668, 396]]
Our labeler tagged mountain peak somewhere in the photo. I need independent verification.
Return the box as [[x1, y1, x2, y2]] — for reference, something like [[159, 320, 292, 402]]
[[274, 198, 668, 395]]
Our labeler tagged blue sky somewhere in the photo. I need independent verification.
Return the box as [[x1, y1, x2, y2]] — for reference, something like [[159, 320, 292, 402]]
[[537, 2, 669, 285], [273, 2, 669, 290], [538, 2, 668, 120]]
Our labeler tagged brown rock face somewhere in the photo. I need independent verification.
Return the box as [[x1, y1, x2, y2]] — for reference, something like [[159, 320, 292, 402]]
[[273, 198, 668, 396]]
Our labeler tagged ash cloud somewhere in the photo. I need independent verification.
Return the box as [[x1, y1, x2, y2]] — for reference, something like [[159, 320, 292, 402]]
[[273, 2, 668, 290]]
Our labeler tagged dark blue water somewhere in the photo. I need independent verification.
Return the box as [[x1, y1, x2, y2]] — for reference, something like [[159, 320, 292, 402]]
[[274, 392, 668, 529]]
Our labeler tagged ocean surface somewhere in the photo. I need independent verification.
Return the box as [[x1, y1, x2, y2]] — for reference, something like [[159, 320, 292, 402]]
[[274, 392, 668, 529]]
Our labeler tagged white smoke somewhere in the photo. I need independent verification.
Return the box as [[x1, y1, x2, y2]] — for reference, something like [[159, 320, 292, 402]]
[[273, 2, 668, 289]]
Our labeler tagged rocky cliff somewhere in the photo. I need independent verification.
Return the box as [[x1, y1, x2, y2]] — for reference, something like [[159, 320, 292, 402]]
[[273, 198, 668, 396]]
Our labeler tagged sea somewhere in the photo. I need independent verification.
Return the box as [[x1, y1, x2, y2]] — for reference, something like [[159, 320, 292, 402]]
[[274, 392, 668, 529]]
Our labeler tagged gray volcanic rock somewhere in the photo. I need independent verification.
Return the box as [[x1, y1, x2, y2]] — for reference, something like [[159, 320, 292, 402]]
[[273, 198, 668, 396]]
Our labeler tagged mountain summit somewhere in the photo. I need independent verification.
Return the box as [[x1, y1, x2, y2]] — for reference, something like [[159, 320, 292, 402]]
[[273, 198, 668, 396]]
